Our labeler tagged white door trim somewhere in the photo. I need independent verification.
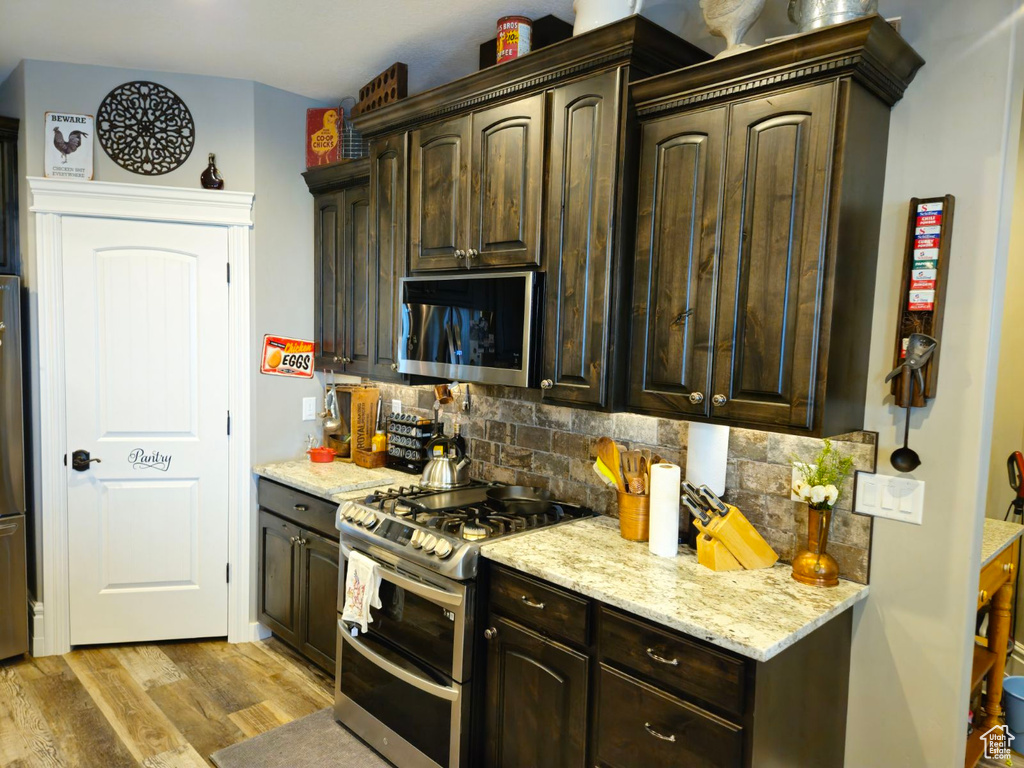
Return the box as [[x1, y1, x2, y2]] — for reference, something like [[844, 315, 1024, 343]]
[[29, 177, 254, 655]]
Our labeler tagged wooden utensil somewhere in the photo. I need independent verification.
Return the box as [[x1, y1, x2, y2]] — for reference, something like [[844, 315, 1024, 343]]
[[597, 437, 626, 492], [639, 456, 649, 495], [622, 450, 644, 495], [593, 458, 619, 488]]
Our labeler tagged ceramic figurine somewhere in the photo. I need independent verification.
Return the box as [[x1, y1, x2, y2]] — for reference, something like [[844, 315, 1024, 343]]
[[200, 153, 224, 190], [788, 0, 878, 32], [700, 0, 767, 58], [573, 0, 645, 36]]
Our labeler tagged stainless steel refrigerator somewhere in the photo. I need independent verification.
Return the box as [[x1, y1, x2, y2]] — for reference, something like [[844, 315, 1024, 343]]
[[0, 275, 27, 660]]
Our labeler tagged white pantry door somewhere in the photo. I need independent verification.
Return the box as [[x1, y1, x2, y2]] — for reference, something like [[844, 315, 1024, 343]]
[[64, 216, 230, 645]]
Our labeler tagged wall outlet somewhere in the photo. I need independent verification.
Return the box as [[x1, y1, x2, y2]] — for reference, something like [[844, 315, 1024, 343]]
[[392, 399, 402, 415], [302, 397, 317, 421], [854, 471, 925, 525]]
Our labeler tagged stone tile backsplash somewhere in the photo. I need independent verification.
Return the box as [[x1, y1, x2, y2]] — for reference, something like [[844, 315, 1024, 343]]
[[372, 381, 877, 584]]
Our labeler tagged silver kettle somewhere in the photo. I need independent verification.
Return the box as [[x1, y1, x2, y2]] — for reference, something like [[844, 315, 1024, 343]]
[[421, 435, 471, 490]]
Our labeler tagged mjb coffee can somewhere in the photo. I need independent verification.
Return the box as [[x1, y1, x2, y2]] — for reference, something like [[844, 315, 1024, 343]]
[[496, 16, 532, 63]]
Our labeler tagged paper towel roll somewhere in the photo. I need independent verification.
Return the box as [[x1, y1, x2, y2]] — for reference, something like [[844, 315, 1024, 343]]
[[686, 422, 730, 496], [648, 463, 681, 558]]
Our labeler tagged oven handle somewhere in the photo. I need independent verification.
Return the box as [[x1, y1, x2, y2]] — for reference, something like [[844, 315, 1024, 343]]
[[341, 541, 464, 609], [340, 622, 460, 702]]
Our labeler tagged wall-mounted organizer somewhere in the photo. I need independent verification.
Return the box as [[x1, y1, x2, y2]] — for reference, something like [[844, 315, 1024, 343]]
[[890, 195, 955, 407], [386, 412, 432, 475]]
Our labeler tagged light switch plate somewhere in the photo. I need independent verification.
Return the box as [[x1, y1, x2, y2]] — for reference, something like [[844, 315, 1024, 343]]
[[302, 397, 317, 421], [854, 471, 925, 525], [392, 399, 402, 415]]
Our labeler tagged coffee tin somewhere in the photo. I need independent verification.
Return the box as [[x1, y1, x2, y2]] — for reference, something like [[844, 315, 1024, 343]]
[[497, 16, 532, 63]]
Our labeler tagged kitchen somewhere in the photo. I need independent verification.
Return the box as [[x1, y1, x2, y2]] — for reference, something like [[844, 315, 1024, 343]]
[[0, 1, 1022, 767]]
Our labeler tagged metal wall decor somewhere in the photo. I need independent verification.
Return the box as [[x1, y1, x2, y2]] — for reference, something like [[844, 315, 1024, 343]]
[[97, 81, 195, 175]]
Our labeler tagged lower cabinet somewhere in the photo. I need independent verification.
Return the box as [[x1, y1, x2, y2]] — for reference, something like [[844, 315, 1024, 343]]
[[484, 563, 853, 768], [257, 479, 340, 672], [485, 614, 589, 768]]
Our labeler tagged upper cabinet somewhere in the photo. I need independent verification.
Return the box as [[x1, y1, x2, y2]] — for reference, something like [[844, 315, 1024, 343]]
[[630, 16, 923, 435]]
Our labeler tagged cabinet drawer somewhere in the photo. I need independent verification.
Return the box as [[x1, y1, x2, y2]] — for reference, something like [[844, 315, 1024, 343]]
[[257, 478, 338, 540], [598, 606, 746, 717], [979, 541, 1018, 608], [490, 566, 590, 647], [595, 664, 743, 768]]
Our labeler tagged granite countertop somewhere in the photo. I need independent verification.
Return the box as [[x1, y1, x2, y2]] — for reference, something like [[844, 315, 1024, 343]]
[[981, 518, 1024, 568], [253, 459, 395, 501], [480, 516, 868, 662]]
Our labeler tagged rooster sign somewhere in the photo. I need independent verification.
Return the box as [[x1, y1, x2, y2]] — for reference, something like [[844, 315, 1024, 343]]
[[45, 112, 94, 180]]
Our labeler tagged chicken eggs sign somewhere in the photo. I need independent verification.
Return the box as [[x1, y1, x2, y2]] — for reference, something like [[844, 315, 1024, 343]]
[[261, 335, 315, 378], [44, 112, 94, 180]]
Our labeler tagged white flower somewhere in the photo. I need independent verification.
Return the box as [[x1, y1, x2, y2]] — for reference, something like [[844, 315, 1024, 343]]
[[810, 485, 827, 505], [794, 482, 812, 501], [824, 484, 839, 506]]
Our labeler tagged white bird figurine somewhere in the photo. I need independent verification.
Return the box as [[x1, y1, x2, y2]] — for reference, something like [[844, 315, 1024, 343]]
[[700, 0, 767, 58]]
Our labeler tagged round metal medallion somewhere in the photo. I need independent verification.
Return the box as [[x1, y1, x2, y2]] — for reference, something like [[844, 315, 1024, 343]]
[[97, 81, 195, 175]]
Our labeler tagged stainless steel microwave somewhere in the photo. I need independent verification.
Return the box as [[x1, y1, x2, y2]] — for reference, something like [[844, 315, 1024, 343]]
[[397, 271, 541, 387]]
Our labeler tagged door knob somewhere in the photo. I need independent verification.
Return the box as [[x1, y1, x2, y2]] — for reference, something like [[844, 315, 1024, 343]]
[[71, 449, 102, 472], [712, 394, 728, 407], [689, 392, 704, 405], [540, 379, 554, 390], [484, 627, 498, 640]]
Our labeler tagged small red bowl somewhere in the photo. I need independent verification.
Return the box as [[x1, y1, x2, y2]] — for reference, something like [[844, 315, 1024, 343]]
[[307, 447, 336, 463]]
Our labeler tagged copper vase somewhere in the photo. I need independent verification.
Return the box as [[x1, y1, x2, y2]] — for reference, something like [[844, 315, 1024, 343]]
[[791, 506, 840, 587]]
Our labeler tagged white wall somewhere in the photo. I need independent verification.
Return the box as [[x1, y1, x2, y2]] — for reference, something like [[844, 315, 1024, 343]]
[[0, 59, 325, 602]]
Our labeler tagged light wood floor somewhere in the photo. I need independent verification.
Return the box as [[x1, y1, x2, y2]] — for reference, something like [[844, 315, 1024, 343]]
[[0, 638, 335, 768]]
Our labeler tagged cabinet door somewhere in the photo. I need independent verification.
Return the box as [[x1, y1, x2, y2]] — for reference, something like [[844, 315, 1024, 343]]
[[629, 107, 726, 417], [485, 615, 588, 768], [258, 510, 301, 648], [712, 83, 835, 429], [368, 132, 407, 381], [313, 192, 344, 371], [470, 95, 545, 268], [542, 72, 621, 408], [0, 119, 18, 276], [342, 185, 372, 376], [298, 530, 339, 672], [0, 515, 28, 660], [410, 117, 472, 271]]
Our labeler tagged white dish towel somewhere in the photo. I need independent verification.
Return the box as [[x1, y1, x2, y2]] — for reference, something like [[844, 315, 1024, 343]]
[[342, 550, 382, 634]]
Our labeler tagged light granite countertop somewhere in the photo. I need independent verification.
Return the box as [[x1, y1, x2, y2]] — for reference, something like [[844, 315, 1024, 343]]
[[480, 516, 869, 662], [981, 518, 1024, 568], [253, 459, 395, 502]]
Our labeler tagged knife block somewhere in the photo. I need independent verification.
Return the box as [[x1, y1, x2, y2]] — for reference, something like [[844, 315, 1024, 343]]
[[693, 504, 779, 570], [696, 534, 743, 571]]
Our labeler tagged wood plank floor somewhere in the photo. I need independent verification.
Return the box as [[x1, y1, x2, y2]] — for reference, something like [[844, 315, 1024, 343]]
[[0, 638, 334, 768]]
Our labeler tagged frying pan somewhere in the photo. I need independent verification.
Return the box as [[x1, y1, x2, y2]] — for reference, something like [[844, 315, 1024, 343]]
[[486, 486, 553, 516]]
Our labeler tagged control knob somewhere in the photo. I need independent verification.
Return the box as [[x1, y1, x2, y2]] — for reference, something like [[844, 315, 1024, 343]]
[[410, 530, 424, 549], [339, 501, 357, 521], [421, 534, 438, 553], [433, 539, 454, 559], [362, 512, 378, 529]]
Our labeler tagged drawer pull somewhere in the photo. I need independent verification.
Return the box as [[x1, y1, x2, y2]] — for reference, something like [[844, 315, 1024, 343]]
[[644, 723, 676, 743], [645, 647, 679, 666], [520, 595, 546, 610], [294, 504, 308, 512], [1005, 563, 1015, 575]]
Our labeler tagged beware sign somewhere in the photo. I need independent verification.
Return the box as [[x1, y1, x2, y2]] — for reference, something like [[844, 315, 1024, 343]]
[[260, 335, 314, 378]]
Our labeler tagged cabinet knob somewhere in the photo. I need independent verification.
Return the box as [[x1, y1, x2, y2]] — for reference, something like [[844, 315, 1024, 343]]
[[333, 356, 342, 363], [467, 248, 479, 259], [391, 363, 399, 371], [980, 589, 989, 603], [711, 394, 728, 407], [688, 392, 704, 405], [1005, 562, 1016, 575], [289, 536, 300, 545], [454, 249, 466, 259], [540, 379, 554, 390], [484, 627, 498, 640], [343, 357, 353, 364]]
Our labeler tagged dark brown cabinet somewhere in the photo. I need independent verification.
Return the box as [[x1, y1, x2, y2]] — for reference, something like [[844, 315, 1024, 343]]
[[0, 117, 17, 276], [257, 479, 340, 672], [484, 616, 589, 768], [542, 71, 623, 407], [409, 94, 545, 272], [630, 18, 923, 435], [367, 133, 407, 379]]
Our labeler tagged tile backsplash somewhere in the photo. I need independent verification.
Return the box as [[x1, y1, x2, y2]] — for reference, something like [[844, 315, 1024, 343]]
[[372, 382, 877, 584]]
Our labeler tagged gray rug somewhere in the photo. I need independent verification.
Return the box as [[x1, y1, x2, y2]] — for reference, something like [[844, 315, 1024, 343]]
[[211, 708, 391, 768]]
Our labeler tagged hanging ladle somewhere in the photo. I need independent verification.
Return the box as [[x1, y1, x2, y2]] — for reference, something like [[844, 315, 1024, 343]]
[[885, 333, 937, 472]]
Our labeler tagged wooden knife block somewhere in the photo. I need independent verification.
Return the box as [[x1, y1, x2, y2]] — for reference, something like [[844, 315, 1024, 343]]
[[697, 534, 743, 571], [693, 504, 779, 570]]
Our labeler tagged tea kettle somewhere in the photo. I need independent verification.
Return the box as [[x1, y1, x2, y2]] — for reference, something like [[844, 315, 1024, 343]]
[[421, 434, 471, 490]]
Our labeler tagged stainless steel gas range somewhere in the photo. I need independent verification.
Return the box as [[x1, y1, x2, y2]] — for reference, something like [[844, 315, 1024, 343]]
[[334, 483, 592, 768]]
